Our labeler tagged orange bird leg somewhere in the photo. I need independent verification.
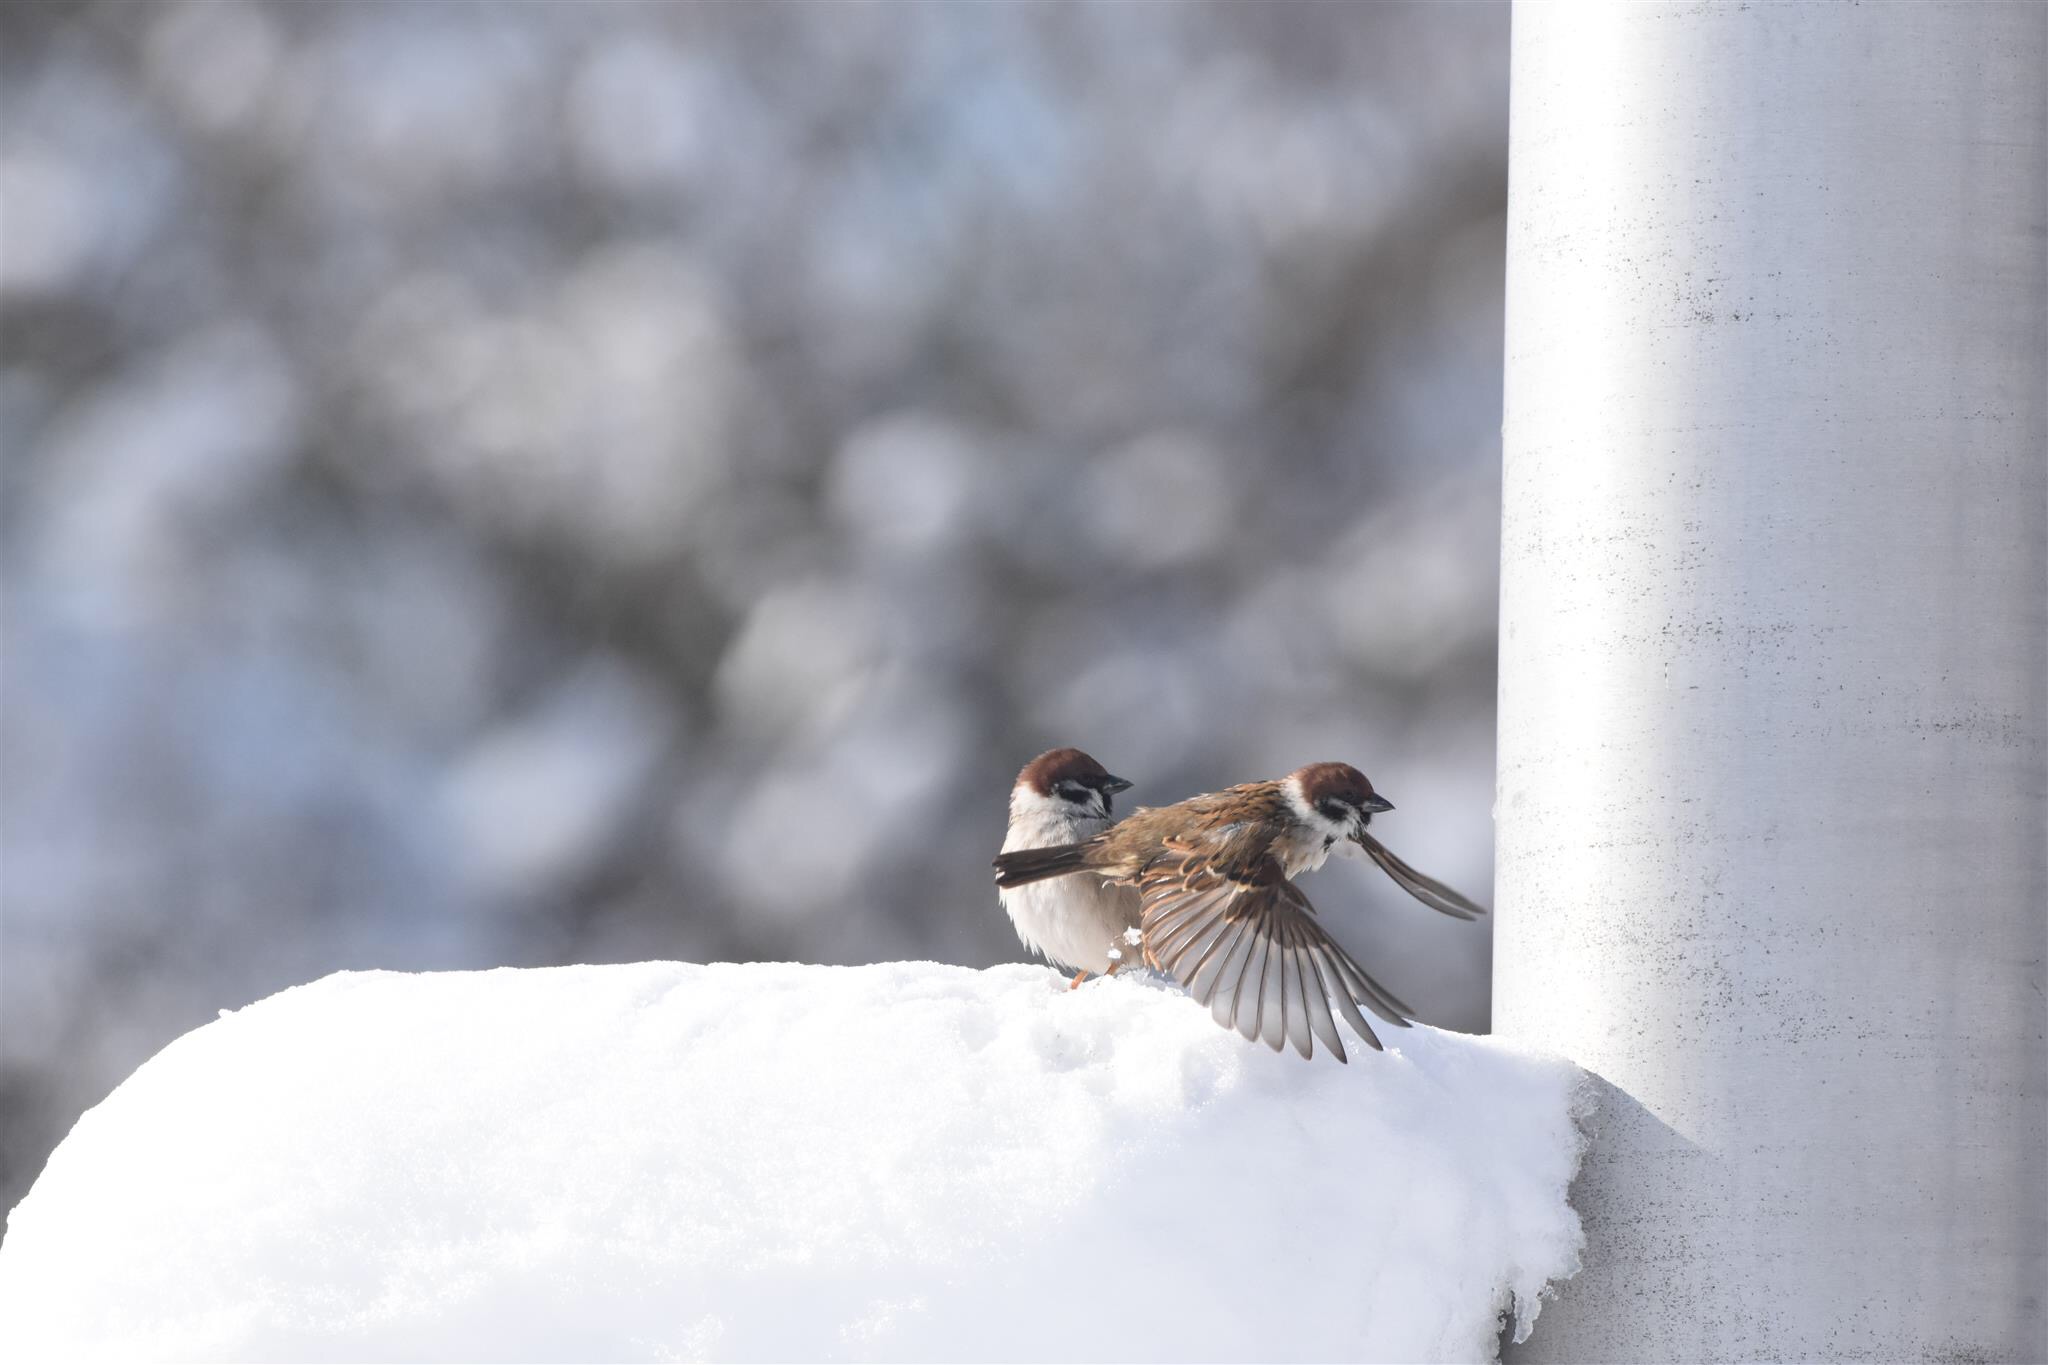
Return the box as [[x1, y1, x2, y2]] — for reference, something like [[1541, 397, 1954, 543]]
[[1069, 961, 1122, 990]]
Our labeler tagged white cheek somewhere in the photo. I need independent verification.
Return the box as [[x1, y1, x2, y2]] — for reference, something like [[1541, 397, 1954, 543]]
[[1009, 788, 1064, 820], [1013, 786, 1106, 820], [1005, 787, 1110, 850]]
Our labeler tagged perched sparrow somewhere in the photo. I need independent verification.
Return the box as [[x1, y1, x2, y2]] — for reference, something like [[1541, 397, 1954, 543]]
[[992, 761, 1486, 1061], [996, 748, 1140, 988]]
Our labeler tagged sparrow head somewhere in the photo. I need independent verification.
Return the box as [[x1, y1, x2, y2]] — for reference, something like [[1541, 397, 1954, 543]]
[[1286, 761, 1394, 845], [1013, 747, 1134, 820]]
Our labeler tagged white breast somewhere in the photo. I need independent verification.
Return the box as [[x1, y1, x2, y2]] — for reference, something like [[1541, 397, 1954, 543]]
[[1275, 775, 1350, 877]]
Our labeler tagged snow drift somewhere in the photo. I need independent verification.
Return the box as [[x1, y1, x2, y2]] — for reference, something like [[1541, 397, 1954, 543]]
[[0, 962, 1584, 1362]]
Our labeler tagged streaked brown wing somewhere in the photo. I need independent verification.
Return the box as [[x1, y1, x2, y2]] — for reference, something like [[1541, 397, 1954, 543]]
[[1138, 851, 1413, 1063], [1358, 833, 1489, 920]]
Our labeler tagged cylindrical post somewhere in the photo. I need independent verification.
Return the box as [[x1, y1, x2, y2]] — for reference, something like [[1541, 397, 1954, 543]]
[[1495, 4, 2046, 1360]]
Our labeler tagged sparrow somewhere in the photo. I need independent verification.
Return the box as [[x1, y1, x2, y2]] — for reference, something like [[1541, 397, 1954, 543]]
[[996, 748, 1141, 989], [991, 761, 1486, 1061]]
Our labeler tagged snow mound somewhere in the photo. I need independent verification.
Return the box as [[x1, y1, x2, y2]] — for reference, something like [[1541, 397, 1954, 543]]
[[0, 963, 1584, 1363]]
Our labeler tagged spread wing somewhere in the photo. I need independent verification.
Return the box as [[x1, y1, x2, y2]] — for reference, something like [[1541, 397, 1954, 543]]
[[1358, 833, 1489, 920], [1137, 838, 1412, 1063]]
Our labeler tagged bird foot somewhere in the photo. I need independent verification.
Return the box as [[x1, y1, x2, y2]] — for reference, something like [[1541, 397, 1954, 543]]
[[1068, 962, 1120, 990]]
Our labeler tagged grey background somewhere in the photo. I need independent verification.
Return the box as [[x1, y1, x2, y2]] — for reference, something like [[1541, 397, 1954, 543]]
[[1, 0, 1509, 1226]]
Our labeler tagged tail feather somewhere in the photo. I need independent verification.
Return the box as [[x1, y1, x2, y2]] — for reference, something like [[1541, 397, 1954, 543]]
[[992, 842, 1093, 889]]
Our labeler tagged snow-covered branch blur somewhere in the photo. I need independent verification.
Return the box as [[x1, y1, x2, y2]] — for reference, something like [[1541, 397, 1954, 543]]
[[0, 0, 1508, 1222]]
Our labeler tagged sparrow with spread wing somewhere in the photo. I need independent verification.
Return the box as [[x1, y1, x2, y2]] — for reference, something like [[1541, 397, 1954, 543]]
[[991, 761, 1486, 1061]]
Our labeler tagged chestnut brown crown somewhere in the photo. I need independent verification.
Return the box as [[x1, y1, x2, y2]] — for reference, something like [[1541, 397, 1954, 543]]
[[1292, 761, 1394, 823], [1017, 747, 1133, 805]]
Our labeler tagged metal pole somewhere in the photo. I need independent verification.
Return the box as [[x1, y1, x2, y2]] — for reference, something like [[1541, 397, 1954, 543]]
[[1495, 3, 2047, 1359]]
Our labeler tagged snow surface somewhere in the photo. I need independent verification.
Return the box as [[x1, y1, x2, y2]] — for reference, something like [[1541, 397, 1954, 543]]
[[0, 962, 1584, 1363]]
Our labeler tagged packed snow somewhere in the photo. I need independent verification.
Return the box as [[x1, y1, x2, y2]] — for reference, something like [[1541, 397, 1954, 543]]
[[0, 962, 1584, 1362]]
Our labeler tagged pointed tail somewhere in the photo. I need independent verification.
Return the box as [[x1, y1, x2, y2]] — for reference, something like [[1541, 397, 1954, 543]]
[[992, 842, 1093, 889]]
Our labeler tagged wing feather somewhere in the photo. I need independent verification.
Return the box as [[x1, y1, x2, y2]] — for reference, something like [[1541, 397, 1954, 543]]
[[1184, 916, 1249, 1006], [1156, 900, 1231, 978], [1271, 876, 1413, 1028], [1143, 903, 1210, 960], [1257, 928, 1288, 1052], [1306, 945, 1382, 1051], [1232, 926, 1270, 1042], [1136, 846, 1416, 1062], [1324, 942, 1415, 1025], [1278, 923, 1314, 1059], [1146, 883, 1231, 958], [1294, 941, 1348, 1061], [1208, 921, 1260, 1030], [1359, 833, 1489, 920]]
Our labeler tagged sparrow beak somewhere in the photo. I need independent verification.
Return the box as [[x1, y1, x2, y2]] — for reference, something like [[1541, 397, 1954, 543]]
[[1362, 794, 1394, 814], [1101, 775, 1134, 796]]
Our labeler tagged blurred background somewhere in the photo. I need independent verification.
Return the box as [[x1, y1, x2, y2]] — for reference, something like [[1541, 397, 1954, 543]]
[[0, 0, 1508, 1224]]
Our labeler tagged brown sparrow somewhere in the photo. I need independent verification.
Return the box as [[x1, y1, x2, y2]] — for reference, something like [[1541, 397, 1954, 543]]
[[992, 761, 1486, 1061], [997, 748, 1140, 988]]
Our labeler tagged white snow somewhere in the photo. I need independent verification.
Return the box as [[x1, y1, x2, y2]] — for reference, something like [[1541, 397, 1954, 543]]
[[0, 962, 1585, 1363]]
